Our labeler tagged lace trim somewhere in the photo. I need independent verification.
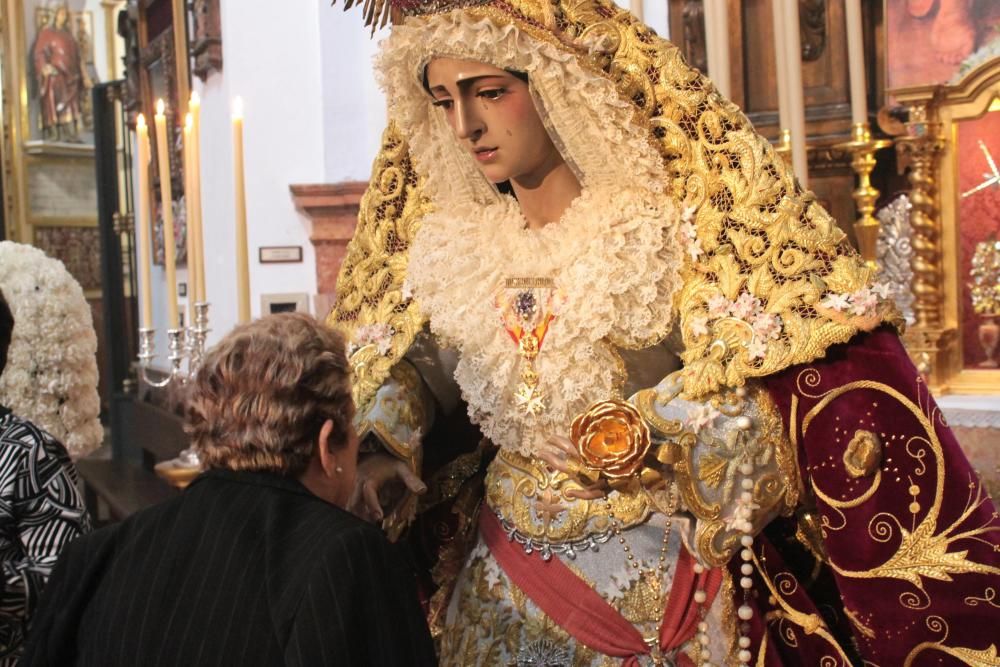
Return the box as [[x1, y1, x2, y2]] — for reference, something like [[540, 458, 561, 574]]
[[375, 11, 670, 211], [378, 12, 685, 456], [407, 187, 679, 455]]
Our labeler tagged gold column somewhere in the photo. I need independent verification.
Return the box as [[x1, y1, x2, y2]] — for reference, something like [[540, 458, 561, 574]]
[[100, 1, 123, 80], [895, 102, 950, 381]]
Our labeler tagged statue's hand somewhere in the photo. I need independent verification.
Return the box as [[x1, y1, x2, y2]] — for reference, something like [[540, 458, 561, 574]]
[[537, 435, 608, 501], [347, 452, 426, 523]]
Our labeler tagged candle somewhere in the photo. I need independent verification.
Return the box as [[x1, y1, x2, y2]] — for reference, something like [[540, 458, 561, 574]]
[[154, 99, 179, 329], [183, 114, 199, 309], [845, 0, 867, 126], [629, 0, 643, 21], [232, 97, 250, 323], [704, 0, 731, 98], [136, 114, 153, 330], [782, 0, 809, 186], [189, 91, 206, 303], [771, 0, 791, 131]]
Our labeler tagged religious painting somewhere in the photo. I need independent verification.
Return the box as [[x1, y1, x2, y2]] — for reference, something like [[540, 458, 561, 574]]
[[24, 2, 99, 145], [955, 108, 1000, 369], [152, 197, 187, 266], [886, 0, 1000, 90]]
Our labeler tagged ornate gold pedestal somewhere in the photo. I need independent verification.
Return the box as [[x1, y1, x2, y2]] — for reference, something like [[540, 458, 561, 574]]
[[836, 122, 893, 271], [894, 102, 951, 385]]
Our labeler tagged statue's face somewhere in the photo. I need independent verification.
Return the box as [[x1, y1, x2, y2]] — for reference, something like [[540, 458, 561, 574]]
[[55, 8, 68, 26], [425, 57, 562, 187]]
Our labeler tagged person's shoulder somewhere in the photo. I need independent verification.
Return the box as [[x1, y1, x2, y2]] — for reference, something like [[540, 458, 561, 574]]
[[308, 502, 385, 546], [0, 410, 70, 455], [309, 507, 396, 564], [0, 410, 75, 479]]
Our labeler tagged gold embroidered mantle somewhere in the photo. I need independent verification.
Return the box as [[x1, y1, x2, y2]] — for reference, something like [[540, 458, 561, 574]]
[[327, 0, 899, 411]]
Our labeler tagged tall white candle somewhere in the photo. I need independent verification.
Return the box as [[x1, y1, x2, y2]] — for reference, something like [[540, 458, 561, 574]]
[[183, 114, 199, 309], [845, 0, 867, 126], [189, 92, 206, 303], [153, 99, 179, 329], [135, 114, 153, 330], [232, 97, 250, 324], [782, 0, 809, 186], [704, 0, 731, 98], [771, 0, 791, 131], [629, 0, 643, 21]]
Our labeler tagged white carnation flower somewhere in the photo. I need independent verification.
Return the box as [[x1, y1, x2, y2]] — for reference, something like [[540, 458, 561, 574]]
[[0, 242, 102, 458]]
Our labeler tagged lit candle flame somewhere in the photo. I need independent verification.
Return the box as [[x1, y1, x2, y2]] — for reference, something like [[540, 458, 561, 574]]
[[137, 113, 146, 130], [232, 96, 244, 120], [156, 98, 165, 116], [190, 91, 200, 108]]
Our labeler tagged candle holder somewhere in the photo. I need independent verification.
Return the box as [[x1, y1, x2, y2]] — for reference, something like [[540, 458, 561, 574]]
[[138, 328, 188, 388], [836, 122, 893, 271], [138, 303, 213, 482], [136, 302, 212, 387], [187, 302, 212, 370]]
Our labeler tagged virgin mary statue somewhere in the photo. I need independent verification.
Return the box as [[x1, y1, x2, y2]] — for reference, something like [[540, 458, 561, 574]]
[[328, 0, 1000, 664]]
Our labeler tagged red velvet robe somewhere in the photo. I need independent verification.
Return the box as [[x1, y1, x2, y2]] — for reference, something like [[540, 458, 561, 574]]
[[745, 328, 1000, 665]]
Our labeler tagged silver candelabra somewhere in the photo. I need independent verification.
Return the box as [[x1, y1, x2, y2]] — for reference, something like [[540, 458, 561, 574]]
[[137, 302, 212, 387], [138, 302, 212, 471]]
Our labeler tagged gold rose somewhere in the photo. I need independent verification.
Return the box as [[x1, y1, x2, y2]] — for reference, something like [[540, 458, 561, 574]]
[[570, 400, 652, 481]]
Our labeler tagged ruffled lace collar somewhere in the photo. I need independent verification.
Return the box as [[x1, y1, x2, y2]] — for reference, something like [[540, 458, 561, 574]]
[[408, 186, 680, 455]]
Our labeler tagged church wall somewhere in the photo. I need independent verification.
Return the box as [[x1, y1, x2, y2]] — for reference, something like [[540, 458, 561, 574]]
[[319, 8, 387, 182], [169, 0, 328, 348]]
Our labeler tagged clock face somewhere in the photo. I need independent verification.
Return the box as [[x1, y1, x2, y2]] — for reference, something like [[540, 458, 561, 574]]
[[957, 110, 1000, 369]]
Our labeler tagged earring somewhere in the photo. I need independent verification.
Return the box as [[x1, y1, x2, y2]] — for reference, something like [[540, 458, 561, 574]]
[[335, 465, 343, 474]]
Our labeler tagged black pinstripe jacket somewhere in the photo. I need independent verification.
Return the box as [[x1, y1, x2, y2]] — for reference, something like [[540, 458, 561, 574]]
[[22, 468, 437, 666], [0, 406, 90, 666]]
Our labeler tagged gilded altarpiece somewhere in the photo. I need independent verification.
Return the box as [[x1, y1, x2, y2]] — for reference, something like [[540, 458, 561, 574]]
[[893, 59, 1000, 396], [1, 1, 133, 405]]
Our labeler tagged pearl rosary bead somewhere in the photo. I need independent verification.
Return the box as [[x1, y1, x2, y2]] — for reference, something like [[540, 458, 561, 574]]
[[738, 604, 754, 620]]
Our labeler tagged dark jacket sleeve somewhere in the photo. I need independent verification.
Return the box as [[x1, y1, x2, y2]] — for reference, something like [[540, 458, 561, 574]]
[[284, 524, 437, 666]]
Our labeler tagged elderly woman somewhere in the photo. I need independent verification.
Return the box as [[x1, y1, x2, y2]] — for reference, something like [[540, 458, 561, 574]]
[[22, 313, 436, 667]]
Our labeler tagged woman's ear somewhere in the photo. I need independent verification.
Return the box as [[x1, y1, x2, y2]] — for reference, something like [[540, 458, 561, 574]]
[[316, 419, 339, 477]]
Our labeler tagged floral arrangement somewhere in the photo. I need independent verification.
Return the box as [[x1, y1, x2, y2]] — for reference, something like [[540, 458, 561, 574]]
[[969, 239, 1000, 316], [0, 242, 102, 458]]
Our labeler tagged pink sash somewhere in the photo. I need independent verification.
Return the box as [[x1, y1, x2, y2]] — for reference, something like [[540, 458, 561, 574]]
[[480, 507, 723, 666]]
